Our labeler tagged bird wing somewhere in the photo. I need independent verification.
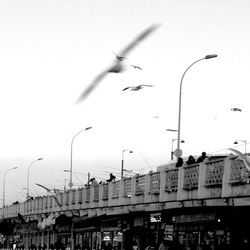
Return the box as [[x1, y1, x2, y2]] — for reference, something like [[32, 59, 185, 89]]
[[35, 183, 62, 209], [122, 87, 132, 91], [119, 24, 161, 57], [140, 84, 154, 87], [35, 183, 51, 192], [76, 70, 108, 103], [51, 195, 62, 209], [76, 23, 160, 103], [229, 148, 250, 171]]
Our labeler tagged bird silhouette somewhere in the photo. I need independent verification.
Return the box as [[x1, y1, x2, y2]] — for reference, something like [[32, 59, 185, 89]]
[[76, 23, 161, 103], [231, 108, 242, 112], [122, 84, 154, 91], [35, 183, 62, 209], [113, 52, 126, 61], [228, 148, 250, 171], [130, 65, 143, 70]]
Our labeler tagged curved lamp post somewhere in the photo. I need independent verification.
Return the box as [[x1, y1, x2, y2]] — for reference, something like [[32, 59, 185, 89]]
[[121, 149, 133, 179], [234, 140, 247, 154], [176, 54, 218, 157], [3, 167, 18, 208], [69, 126, 92, 189], [26, 158, 43, 199]]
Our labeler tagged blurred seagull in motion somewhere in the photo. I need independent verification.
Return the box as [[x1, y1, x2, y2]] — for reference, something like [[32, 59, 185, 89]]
[[113, 52, 127, 61], [76, 23, 161, 103], [130, 65, 143, 70], [228, 148, 250, 171], [231, 108, 242, 112], [35, 183, 62, 208], [122, 84, 154, 91]]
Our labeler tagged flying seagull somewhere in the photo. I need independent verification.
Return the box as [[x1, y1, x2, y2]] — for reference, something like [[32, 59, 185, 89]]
[[130, 65, 143, 70], [228, 148, 250, 171], [113, 52, 126, 61], [122, 84, 154, 91], [231, 108, 242, 112], [76, 23, 161, 103], [35, 183, 62, 209]]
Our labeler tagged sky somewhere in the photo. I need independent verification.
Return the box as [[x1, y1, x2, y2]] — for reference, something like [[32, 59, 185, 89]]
[[1, 0, 250, 205]]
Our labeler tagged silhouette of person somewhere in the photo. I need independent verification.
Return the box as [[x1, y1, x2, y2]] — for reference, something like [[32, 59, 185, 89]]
[[186, 155, 196, 165], [107, 173, 116, 182], [89, 178, 98, 186], [197, 152, 209, 163], [176, 157, 184, 167]]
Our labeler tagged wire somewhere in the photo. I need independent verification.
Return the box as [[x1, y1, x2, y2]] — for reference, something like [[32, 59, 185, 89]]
[[136, 151, 153, 170]]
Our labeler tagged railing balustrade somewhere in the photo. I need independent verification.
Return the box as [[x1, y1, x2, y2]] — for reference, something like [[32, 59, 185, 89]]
[[93, 185, 99, 202], [72, 190, 76, 204], [183, 163, 199, 190], [112, 181, 120, 199], [230, 158, 250, 183], [78, 188, 83, 204], [2, 156, 250, 218], [85, 187, 90, 203], [102, 183, 109, 200], [205, 159, 224, 186], [149, 172, 160, 194], [135, 174, 146, 195], [165, 169, 178, 192], [123, 178, 132, 197]]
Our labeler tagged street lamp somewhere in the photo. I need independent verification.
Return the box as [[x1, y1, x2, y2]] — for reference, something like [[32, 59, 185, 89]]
[[171, 139, 185, 160], [121, 149, 133, 179], [69, 126, 92, 189], [3, 167, 18, 208], [176, 54, 218, 157], [26, 158, 43, 199], [166, 129, 178, 132], [234, 140, 247, 154]]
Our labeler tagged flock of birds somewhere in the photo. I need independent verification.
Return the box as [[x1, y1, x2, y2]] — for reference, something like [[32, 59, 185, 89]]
[[76, 23, 161, 103]]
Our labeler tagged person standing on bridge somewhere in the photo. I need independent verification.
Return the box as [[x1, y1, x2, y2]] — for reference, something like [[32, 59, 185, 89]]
[[197, 152, 209, 163], [186, 155, 196, 165]]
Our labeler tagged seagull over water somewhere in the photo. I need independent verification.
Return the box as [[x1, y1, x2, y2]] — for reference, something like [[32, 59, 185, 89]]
[[76, 23, 161, 103], [122, 84, 154, 91]]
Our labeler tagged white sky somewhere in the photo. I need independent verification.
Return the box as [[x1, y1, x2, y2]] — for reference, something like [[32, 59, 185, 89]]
[[1, 0, 250, 205]]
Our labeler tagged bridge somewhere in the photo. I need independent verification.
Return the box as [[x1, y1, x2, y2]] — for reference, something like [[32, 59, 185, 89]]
[[1, 154, 250, 249]]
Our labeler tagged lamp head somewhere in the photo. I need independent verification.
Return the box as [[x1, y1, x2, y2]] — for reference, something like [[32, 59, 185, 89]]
[[85, 126, 92, 130], [166, 129, 178, 132], [205, 54, 218, 59], [129, 150, 133, 153], [181, 140, 185, 143], [38, 158, 43, 161], [13, 167, 18, 170], [234, 141, 238, 145]]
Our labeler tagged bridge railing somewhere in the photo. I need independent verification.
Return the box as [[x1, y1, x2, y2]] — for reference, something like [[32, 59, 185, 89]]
[[2, 155, 250, 219]]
